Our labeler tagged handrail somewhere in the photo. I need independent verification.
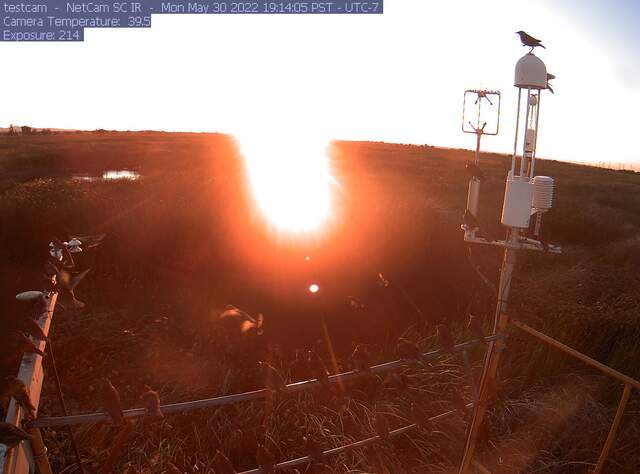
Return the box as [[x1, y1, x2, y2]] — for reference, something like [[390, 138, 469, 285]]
[[30, 334, 506, 429], [1, 294, 56, 474]]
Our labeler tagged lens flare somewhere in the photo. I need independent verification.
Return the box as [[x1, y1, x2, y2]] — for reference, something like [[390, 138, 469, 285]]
[[309, 283, 320, 294], [240, 133, 334, 233]]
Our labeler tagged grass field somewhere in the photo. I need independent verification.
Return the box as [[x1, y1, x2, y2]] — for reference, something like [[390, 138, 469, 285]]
[[1, 132, 639, 473]]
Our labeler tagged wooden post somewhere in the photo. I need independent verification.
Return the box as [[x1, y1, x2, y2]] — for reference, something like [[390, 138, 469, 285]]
[[0, 293, 56, 474], [593, 384, 632, 474], [459, 229, 519, 473]]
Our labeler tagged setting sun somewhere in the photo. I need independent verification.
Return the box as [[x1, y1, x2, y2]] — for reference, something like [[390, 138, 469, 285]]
[[240, 134, 335, 233]]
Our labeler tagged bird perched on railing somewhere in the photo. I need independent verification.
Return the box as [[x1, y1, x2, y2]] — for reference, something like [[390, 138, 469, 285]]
[[1, 377, 36, 420], [258, 361, 287, 393], [409, 402, 430, 428], [9, 331, 45, 358], [139, 385, 163, 419], [100, 378, 125, 426], [516, 30, 545, 52], [0, 421, 32, 448], [437, 324, 456, 354], [15, 317, 47, 342], [383, 372, 410, 390], [303, 434, 325, 464], [351, 343, 372, 372], [373, 410, 390, 440], [307, 349, 330, 387], [257, 443, 276, 474], [467, 314, 486, 343], [288, 349, 308, 382], [396, 337, 421, 361], [546, 73, 556, 94], [213, 450, 237, 474]]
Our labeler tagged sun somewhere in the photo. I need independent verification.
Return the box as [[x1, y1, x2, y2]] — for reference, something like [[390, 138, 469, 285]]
[[240, 133, 334, 233]]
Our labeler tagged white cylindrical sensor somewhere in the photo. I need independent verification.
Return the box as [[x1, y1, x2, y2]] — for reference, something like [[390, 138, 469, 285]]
[[532, 175, 554, 210], [501, 175, 534, 228]]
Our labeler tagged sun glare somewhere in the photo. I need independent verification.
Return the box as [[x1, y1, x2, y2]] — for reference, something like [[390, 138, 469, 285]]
[[240, 133, 334, 233]]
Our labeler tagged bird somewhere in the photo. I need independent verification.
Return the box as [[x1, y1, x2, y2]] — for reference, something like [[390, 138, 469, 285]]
[[55, 268, 91, 309], [69, 233, 106, 249], [467, 314, 486, 343], [462, 209, 481, 233], [452, 389, 470, 418], [546, 73, 555, 93], [17, 318, 47, 341], [409, 402, 430, 428], [258, 361, 287, 393], [10, 331, 45, 358], [2, 377, 36, 420], [377, 272, 390, 288], [218, 305, 264, 337], [100, 378, 125, 425], [396, 337, 421, 361], [382, 372, 410, 390], [51, 236, 75, 268], [256, 443, 276, 474], [351, 344, 372, 372], [437, 324, 456, 354], [139, 385, 163, 419], [212, 450, 237, 474], [516, 31, 545, 51], [303, 434, 324, 463], [307, 349, 330, 386], [373, 411, 390, 440], [288, 349, 308, 382], [465, 162, 484, 180], [0, 422, 32, 448]]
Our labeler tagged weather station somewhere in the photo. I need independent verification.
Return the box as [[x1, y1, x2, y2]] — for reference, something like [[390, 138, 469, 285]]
[[458, 45, 561, 473]]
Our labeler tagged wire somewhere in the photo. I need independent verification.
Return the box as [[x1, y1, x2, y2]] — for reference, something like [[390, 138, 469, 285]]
[[237, 404, 472, 474], [29, 334, 506, 429], [46, 339, 86, 474]]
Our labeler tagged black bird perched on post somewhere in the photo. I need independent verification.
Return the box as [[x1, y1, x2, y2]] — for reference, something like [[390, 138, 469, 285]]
[[546, 73, 556, 94], [516, 31, 545, 52]]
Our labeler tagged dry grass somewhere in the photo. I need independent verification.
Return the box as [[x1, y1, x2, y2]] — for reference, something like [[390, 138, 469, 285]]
[[1, 132, 640, 472]]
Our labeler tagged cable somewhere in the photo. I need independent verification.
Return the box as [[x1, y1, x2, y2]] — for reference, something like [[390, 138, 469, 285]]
[[237, 404, 472, 473], [29, 334, 506, 429], [46, 339, 86, 474]]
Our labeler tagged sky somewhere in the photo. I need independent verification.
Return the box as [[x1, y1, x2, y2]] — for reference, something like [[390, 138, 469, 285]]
[[2, 0, 639, 165]]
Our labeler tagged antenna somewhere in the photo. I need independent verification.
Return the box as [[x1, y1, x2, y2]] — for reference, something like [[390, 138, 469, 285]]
[[461, 89, 500, 232], [458, 51, 560, 474]]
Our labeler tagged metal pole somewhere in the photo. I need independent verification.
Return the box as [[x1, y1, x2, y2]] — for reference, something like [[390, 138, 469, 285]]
[[459, 228, 519, 473], [511, 90, 522, 175], [593, 384, 632, 474]]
